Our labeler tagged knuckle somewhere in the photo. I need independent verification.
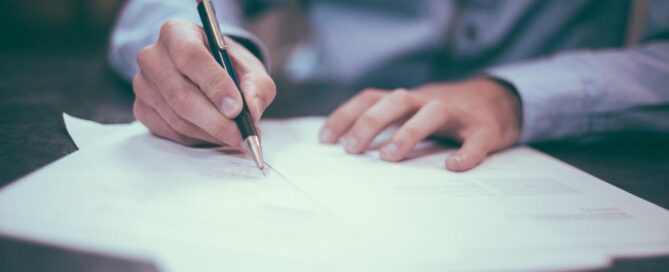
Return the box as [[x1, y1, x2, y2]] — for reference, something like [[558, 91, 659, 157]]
[[426, 100, 447, 108], [258, 73, 276, 90], [136, 46, 153, 68], [131, 75, 142, 90], [132, 101, 144, 121], [390, 88, 411, 99], [478, 127, 496, 139], [159, 19, 181, 38], [358, 88, 382, 102], [399, 125, 422, 138], [170, 118, 195, 136], [171, 50, 191, 71], [131, 74, 140, 86], [419, 101, 452, 123], [212, 125, 228, 139], [390, 88, 420, 106], [360, 88, 380, 96], [131, 75, 149, 97], [260, 75, 277, 102], [426, 100, 450, 115], [358, 113, 383, 128], [211, 124, 236, 143], [172, 42, 202, 70], [166, 88, 193, 113], [202, 72, 228, 96]]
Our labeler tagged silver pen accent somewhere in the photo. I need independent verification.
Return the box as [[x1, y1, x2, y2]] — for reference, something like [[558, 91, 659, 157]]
[[246, 136, 264, 170]]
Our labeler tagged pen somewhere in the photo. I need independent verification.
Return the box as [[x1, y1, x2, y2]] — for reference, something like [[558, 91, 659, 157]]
[[196, 0, 265, 170]]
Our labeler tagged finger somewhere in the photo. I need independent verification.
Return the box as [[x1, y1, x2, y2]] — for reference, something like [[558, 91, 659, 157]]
[[132, 73, 221, 145], [240, 74, 276, 123], [342, 89, 421, 154], [137, 39, 243, 146], [226, 37, 268, 74], [319, 89, 385, 144], [445, 131, 492, 172], [380, 101, 453, 162], [225, 39, 276, 123], [159, 19, 243, 119], [133, 100, 206, 146]]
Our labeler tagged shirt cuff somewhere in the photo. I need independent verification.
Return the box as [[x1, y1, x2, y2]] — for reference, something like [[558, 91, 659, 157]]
[[486, 57, 591, 143]]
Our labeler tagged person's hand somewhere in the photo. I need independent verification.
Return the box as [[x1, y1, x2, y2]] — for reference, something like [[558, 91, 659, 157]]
[[319, 77, 522, 171], [132, 19, 276, 147]]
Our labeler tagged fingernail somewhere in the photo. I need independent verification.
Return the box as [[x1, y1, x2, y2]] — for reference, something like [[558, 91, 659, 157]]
[[243, 81, 256, 94], [253, 98, 263, 122], [449, 154, 464, 165], [343, 137, 358, 152], [220, 97, 239, 118], [381, 143, 398, 158], [319, 127, 333, 143]]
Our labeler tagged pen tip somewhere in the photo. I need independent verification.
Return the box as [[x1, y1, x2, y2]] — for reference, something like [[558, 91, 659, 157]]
[[246, 136, 265, 171]]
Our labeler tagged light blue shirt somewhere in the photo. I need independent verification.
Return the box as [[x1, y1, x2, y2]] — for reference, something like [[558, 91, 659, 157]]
[[109, 0, 669, 143]]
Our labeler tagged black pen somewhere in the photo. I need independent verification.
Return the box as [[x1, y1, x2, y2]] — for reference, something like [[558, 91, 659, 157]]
[[196, 0, 265, 170]]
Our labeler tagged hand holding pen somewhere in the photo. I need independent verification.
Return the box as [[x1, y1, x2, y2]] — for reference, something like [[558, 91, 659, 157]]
[[130, 1, 275, 168]]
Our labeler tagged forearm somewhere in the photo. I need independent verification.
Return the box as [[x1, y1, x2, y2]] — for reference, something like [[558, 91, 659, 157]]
[[488, 42, 669, 143]]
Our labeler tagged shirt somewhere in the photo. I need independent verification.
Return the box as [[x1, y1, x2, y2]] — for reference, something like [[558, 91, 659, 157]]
[[108, 0, 669, 143]]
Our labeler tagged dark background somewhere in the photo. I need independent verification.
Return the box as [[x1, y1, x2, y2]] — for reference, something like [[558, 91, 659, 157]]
[[0, 0, 123, 53], [0, 1, 668, 271]]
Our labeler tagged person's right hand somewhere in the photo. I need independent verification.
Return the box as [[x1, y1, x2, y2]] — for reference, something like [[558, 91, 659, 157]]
[[132, 19, 276, 147]]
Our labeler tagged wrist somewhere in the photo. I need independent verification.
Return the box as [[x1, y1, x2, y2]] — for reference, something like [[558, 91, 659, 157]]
[[476, 76, 523, 143]]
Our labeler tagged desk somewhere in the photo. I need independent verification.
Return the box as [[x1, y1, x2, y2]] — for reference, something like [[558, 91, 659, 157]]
[[1, 49, 668, 271]]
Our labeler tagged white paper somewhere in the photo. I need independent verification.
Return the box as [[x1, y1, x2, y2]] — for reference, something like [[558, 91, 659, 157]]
[[0, 116, 667, 272], [261, 119, 669, 265], [63, 113, 143, 149]]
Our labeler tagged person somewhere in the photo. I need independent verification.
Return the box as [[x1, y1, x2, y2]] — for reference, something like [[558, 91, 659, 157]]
[[108, 0, 669, 172]]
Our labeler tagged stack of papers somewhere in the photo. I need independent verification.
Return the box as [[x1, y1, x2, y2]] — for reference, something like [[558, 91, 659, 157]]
[[0, 114, 667, 271]]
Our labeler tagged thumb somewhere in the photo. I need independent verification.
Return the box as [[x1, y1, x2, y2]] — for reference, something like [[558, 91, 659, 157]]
[[445, 131, 492, 172]]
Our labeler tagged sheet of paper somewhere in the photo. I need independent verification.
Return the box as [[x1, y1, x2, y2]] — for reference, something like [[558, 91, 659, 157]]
[[262, 119, 669, 262], [63, 113, 142, 149], [2, 119, 371, 271], [0, 115, 667, 271]]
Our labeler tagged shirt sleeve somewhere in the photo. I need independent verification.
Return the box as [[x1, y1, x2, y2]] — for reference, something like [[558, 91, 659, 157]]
[[107, 0, 269, 81], [487, 41, 669, 143]]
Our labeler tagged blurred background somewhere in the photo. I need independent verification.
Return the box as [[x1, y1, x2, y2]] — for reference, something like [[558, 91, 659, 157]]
[[0, 0, 124, 52], [0, 0, 300, 72]]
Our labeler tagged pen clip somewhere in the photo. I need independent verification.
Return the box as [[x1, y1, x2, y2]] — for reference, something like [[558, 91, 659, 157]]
[[201, 0, 227, 50]]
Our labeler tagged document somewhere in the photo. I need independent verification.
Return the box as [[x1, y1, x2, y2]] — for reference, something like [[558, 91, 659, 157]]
[[0, 114, 667, 271]]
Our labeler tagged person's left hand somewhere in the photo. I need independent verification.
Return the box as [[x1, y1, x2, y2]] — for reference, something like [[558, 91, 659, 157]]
[[319, 77, 523, 172]]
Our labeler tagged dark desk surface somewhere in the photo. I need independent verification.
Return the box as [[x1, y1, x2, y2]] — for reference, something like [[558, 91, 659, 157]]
[[1, 49, 668, 271]]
